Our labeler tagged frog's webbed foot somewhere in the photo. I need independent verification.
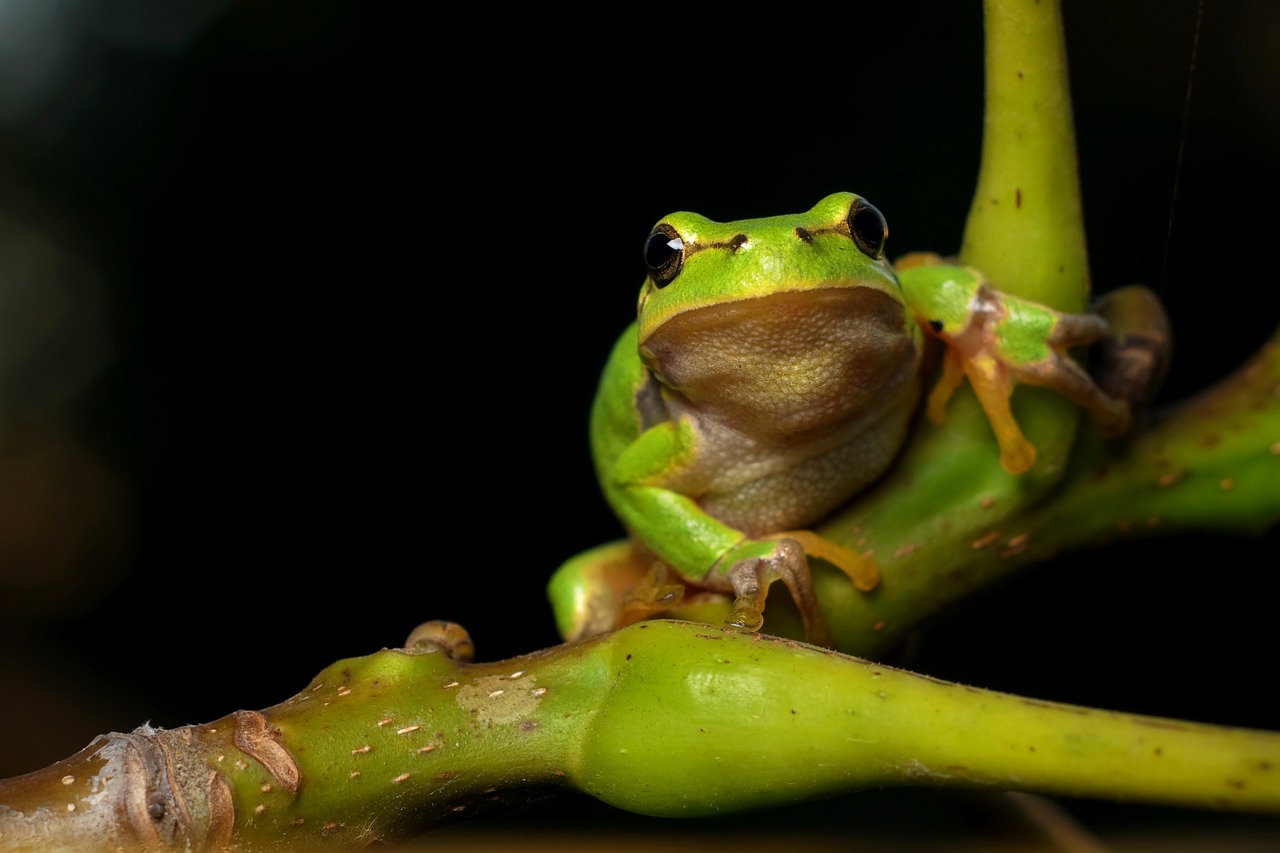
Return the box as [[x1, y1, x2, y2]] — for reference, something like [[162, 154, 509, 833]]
[[926, 282, 1152, 474], [1018, 311, 1132, 439], [620, 561, 686, 623], [547, 540, 675, 641], [1013, 287, 1171, 440], [778, 529, 880, 592], [1088, 285, 1173, 414], [722, 538, 833, 647]]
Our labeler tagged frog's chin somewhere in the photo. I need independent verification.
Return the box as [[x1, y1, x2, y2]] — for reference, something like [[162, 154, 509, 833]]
[[639, 287, 921, 439]]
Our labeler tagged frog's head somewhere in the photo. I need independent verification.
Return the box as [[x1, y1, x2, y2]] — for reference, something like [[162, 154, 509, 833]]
[[635, 192, 921, 433], [635, 192, 900, 342]]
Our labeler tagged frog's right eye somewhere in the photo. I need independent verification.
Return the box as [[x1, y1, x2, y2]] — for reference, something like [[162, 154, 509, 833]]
[[847, 198, 888, 260], [644, 224, 685, 288]]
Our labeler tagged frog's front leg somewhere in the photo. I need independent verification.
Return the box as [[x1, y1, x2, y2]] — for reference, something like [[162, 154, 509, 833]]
[[716, 537, 830, 647], [899, 262, 1134, 475], [617, 481, 837, 645]]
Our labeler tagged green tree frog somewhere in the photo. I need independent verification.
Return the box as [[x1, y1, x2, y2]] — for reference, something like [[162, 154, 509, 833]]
[[548, 192, 1132, 646]]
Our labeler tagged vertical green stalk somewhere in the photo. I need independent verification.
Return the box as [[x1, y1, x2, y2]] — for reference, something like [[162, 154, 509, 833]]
[[962, 0, 1090, 310]]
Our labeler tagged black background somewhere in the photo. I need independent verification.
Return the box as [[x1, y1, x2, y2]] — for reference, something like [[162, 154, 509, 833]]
[[1, 0, 1278, 845]]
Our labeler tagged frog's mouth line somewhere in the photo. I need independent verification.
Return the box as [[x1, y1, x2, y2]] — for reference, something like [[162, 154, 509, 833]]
[[637, 279, 901, 343]]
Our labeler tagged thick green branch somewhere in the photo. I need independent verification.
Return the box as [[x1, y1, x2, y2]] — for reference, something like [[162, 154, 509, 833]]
[[3, 620, 1278, 851]]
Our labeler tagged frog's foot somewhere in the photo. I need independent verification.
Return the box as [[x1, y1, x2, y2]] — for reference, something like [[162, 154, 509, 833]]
[[619, 562, 686, 624], [721, 538, 832, 647], [1088, 285, 1172, 412], [1017, 307, 1133, 437], [942, 343, 1041, 475], [777, 529, 880, 592], [926, 283, 1141, 473], [1013, 338, 1132, 439], [548, 540, 659, 641], [924, 345, 970, 426]]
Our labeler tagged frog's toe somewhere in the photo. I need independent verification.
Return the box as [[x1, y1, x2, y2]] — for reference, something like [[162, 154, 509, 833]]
[[723, 538, 832, 646], [998, 434, 1038, 475], [724, 557, 768, 632], [621, 562, 686, 623], [782, 529, 880, 592], [725, 602, 766, 633], [1090, 285, 1173, 414]]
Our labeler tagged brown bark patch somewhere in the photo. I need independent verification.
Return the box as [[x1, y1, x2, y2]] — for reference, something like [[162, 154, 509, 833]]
[[232, 710, 300, 793]]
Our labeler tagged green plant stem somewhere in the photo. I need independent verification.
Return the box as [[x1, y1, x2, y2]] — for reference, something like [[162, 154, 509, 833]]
[[3, 620, 1277, 850]]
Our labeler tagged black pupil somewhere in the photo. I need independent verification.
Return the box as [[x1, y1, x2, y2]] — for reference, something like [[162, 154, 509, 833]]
[[849, 202, 887, 259], [645, 231, 679, 271]]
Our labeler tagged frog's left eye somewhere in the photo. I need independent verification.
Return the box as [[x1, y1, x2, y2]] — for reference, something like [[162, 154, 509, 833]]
[[644, 224, 685, 288], [847, 198, 888, 260]]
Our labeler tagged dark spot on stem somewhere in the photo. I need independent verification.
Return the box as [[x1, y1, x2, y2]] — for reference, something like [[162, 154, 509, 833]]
[[795, 226, 813, 244], [929, 319, 943, 333], [1015, 188, 1022, 208]]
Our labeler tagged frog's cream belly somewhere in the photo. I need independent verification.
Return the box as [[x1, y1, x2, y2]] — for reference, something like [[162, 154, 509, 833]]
[[692, 381, 918, 534]]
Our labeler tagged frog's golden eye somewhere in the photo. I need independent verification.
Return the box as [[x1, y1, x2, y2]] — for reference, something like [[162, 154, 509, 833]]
[[847, 198, 888, 260], [644, 223, 685, 288]]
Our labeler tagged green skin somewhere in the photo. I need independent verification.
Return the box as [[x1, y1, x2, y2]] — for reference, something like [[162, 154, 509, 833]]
[[548, 193, 1131, 646]]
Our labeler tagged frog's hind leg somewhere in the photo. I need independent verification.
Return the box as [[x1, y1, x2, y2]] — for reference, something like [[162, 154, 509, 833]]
[[548, 540, 683, 641], [620, 562, 687, 623]]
